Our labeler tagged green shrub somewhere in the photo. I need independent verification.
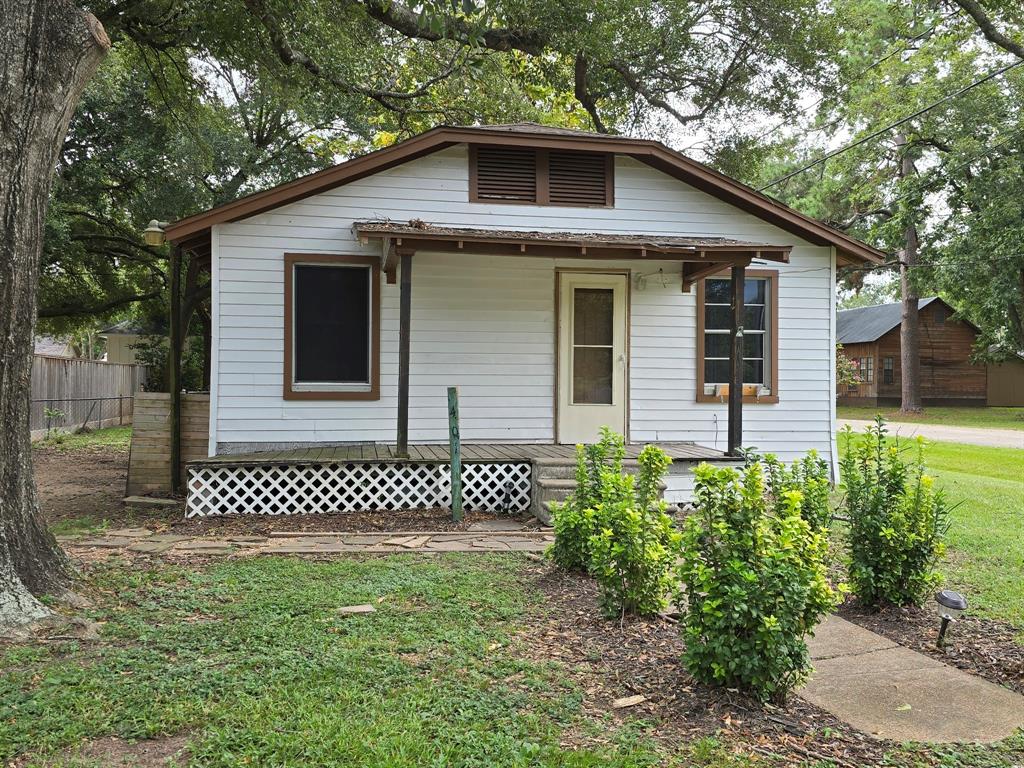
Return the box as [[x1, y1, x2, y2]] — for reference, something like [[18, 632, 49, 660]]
[[548, 428, 625, 571], [588, 444, 680, 617], [678, 462, 838, 703], [839, 418, 948, 607], [757, 451, 833, 532]]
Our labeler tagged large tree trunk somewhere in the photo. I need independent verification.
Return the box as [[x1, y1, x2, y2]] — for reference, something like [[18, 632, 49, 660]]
[[0, 1, 109, 630], [895, 134, 923, 413]]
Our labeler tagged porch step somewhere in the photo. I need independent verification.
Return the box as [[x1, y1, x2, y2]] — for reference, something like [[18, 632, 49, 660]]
[[532, 456, 701, 480], [538, 500, 681, 526], [532, 476, 669, 524]]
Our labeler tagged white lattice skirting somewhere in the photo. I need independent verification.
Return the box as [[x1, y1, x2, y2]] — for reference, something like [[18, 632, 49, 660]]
[[186, 461, 532, 517]]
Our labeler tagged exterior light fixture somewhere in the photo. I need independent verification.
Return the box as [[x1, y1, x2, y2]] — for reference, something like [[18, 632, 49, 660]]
[[935, 589, 968, 648], [143, 219, 170, 246]]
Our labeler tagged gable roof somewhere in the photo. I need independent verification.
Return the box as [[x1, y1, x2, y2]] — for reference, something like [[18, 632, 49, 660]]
[[837, 298, 939, 344], [165, 123, 885, 265]]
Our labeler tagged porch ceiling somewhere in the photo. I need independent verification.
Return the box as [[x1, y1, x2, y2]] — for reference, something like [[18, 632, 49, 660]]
[[353, 221, 792, 263]]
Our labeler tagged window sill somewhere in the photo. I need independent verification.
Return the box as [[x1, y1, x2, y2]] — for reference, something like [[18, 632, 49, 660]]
[[283, 388, 379, 401], [696, 393, 779, 405]]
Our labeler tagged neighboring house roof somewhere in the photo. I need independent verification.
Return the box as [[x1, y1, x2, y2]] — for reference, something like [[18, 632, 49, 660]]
[[837, 298, 939, 344], [34, 335, 74, 357], [166, 123, 885, 266]]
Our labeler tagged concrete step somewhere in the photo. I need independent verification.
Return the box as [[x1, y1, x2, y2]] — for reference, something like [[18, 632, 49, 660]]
[[532, 457, 700, 480], [537, 500, 681, 525], [534, 477, 669, 507]]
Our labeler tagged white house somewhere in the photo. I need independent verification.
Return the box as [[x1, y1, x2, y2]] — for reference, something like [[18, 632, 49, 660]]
[[164, 124, 883, 518]]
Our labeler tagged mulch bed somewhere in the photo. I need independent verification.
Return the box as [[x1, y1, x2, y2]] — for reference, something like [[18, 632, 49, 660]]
[[525, 566, 890, 767], [839, 600, 1024, 696]]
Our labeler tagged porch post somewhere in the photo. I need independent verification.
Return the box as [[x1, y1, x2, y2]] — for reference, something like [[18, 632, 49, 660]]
[[727, 263, 745, 457], [396, 249, 413, 458], [168, 243, 183, 494]]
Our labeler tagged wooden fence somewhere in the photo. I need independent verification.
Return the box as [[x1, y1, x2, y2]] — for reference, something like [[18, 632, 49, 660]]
[[31, 355, 147, 439], [126, 392, 210, 496]]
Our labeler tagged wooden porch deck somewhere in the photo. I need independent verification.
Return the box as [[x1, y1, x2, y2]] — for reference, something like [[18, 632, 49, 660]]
[[191, 441, 733, 466]]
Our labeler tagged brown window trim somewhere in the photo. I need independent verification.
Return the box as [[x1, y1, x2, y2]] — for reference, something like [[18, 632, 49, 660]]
[[695, 268, 780, 404], [469, 144, 614, 207], [283, 253, 380, 401]]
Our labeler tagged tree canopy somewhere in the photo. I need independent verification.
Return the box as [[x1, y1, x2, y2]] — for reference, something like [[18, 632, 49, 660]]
[[748, 0, 1023, 356]]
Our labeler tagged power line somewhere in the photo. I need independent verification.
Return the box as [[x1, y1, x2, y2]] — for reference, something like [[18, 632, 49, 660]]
[[758, 59, 1023, 191], [746, 13, 961, 148]]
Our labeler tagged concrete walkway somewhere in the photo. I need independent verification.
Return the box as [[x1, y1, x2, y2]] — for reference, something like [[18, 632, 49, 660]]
[[802, 615, 1024, 743], [839, 418, 1023, 449], [59, 521, 552, 557]]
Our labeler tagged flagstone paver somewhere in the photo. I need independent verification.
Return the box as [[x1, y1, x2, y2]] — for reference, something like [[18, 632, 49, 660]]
[[66, 527, 552, 557], [127, 540, 178, 554], [801, 615, 1024, 743], [467, 519, 531, 532], [105, 528, 153, 538]]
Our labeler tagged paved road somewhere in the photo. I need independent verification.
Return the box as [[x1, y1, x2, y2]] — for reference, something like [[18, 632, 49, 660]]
[[838, 419, 1023, 449]]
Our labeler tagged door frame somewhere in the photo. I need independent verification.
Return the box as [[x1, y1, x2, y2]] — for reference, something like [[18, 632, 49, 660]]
[[554, 268, 631, 444]]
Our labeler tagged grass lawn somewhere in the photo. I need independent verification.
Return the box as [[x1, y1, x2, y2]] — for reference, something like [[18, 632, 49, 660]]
[[1, 556, 744, 768], [34, 425, 132, 451], [5, 556, 1020, 767], [838, 435, 1024, 625], [837, 405, 1024, 431]]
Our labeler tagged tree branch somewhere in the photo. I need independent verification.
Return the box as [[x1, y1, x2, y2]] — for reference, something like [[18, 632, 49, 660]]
[[951, 0, 1024, 58], [243, 0, 468, 109], [573, 54, 607, 133], [38, 290, 163, 319], [358, 0, 547, 55]]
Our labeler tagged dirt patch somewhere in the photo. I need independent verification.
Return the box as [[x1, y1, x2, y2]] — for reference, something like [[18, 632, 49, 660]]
[[17, 733, 190, 767], [34, 444, 131, 527], [525, 565, 890, 767], [839, 600, 1024, 696]]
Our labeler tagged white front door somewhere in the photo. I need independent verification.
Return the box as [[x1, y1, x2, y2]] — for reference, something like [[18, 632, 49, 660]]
[[557, 272, 628, 444]]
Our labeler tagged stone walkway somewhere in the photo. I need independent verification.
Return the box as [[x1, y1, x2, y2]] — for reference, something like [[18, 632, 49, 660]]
[[59, 520, 552, 557], [802, 615, 1024, 743], [839, 418, 1023, 449]]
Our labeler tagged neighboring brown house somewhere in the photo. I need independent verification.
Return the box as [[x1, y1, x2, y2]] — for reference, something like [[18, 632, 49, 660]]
[[837, 297, 991, 406]]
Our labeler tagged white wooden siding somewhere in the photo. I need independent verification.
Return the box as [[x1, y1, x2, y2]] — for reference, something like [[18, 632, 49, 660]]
[[212, 145, 837, 466]]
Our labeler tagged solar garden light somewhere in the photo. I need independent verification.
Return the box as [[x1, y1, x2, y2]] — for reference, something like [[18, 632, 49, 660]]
[[935, 589, 968, 648]]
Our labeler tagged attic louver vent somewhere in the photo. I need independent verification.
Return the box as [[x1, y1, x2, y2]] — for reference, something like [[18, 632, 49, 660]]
[[474, 146, 537, 202], [471, 145, 613, 206], [549, 150, 610, 206]]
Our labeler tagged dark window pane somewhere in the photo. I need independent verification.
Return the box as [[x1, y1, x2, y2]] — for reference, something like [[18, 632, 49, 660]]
[[294, 264, 370, 383], [705, 278, 731, 304], [705, 358, 730, 385], [743, 333, 764, 358], [744, 305, 766, 330], [705, 305, 732, 330], [573, 347, 613, 403], [573, 288, 614, 346], [704, 333, 731, 358], [744, 278, 766, 305], [743, 360, 764, 384]]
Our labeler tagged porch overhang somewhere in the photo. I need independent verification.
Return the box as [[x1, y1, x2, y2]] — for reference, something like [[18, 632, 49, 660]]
[[354, 221, 792, 266]]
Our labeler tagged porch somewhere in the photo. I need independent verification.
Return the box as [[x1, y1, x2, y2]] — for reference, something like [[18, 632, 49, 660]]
[[185, 441, 738, 519]]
